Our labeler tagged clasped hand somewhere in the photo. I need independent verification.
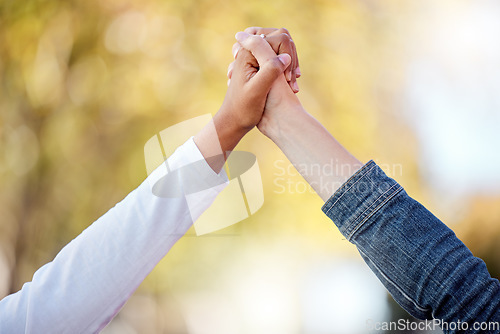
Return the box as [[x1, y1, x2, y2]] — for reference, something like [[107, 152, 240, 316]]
[[220, 27, 304, 139]]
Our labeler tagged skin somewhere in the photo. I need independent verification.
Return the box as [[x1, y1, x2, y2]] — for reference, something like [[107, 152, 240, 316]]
[[194, 32, 295, 173], [232, 28, 362, 201], [196, 26, 361, 200], [228, 27, 301, 92], [231, 29, 500, 328]]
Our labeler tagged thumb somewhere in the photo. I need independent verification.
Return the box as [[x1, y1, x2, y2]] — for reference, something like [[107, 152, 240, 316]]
[[249, 53, 291, 96]]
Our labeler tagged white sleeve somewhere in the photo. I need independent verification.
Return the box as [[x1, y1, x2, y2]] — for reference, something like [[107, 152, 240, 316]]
[[0, 137, 228, 333]]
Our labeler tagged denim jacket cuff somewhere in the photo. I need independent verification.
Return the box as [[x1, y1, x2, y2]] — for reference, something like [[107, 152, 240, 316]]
[[321, 160, 403, 241]]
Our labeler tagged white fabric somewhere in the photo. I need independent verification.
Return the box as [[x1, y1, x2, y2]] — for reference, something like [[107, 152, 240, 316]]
[[0, 137, 228, 333]]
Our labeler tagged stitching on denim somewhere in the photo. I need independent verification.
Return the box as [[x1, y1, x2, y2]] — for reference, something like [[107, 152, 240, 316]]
[[347, 184, 402, 241], [324, 164, 377, 216], [348, 182, 400, 237], [358, 247, 431, 314]]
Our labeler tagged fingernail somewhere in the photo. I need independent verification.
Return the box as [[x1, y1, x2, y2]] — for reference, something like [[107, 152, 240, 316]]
[[278, 53, 290, 66], [296, 67, 301, 76], [235, 31, 250, 42], [293, 81, 299, 92]]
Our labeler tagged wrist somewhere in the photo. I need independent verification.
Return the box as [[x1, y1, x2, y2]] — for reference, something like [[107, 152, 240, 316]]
[[258, 105, 306, 144], [193, 108, 250, 174], [212, 109, 250, 155]]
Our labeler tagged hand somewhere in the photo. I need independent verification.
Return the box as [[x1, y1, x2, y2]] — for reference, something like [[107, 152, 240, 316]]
[[194, 32, 292, 172], [217, 33, 292, 134], [231, 29, 361, 201], [258, 70, 304, 139], [228, 27, 301, 93], [232, 29, 305, 139]]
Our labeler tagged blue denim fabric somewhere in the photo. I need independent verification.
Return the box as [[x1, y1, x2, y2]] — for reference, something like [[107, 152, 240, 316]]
[[322, 160, 500, 333]]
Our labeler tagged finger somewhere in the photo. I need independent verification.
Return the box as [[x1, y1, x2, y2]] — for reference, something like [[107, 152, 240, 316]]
[[232, 47, 259, 83], [264, 33, 294, 82], [242, 28, 294, 57], [232, 42, 241, 60], [227, 61, 235, 79], [234, 34, 291, 96], [287, 39, 294, 82], [275, 28, 299, 83], [249, 53, 291, 97], [260, 28, 283, 36], [290, 39, 299, 93], [292, 38, 300, 79], [244, 27, 277, 35], [235, 32, 280, 65], [237, 28, 299, 92], [275, 27, 291, 38], [244, 26, 262, 35], [259, 28, 299, 84]]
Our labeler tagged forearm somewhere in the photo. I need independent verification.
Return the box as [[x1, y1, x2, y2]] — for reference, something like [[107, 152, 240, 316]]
[[263, 96, 499, 326], [193, 109, 249, 174], [195, 29, 295, 174], [322, 162, 500, 328], [264, 105, 362, 201], [240, 25, 500, 328], [0, 138, 228, 333]]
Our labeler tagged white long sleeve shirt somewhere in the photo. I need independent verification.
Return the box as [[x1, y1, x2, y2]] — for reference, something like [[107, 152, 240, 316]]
[[0, 137, 228, 333]]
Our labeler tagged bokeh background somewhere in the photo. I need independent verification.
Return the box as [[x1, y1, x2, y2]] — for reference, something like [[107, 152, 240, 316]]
[[1, 0, 499, 333]]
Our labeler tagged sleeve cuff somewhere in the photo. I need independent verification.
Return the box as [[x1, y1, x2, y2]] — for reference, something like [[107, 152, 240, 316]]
[[321, 160, 403, 241], [146, 136, 229, 194], [182, 136, 229, 183]]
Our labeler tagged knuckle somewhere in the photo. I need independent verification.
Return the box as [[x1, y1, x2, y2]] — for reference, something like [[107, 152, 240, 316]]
[[267, 58, 284, 73], [278, 27, 290, 36], [245, 26, 261, 34], [247, 35, 263, 48], [277, 33, 292, 48], [279, 32, 289, 42], [236, 48, 252, 62], [265, 28, 279, 38]]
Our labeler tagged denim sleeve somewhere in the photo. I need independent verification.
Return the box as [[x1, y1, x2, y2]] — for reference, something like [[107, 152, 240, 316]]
[[322, 160, 500, 331]]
